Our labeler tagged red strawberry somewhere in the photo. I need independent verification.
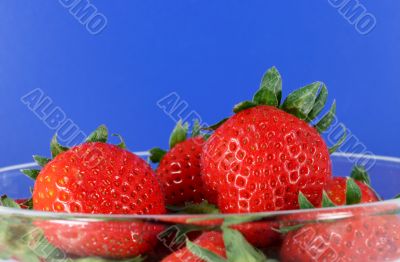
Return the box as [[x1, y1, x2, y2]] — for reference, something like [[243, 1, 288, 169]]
[[280, 168, 389, 261], [296, 166, 380, 210], [161, 231, 226, 262], [202, 67, 343, 213], [36, 220, 163, 259], [22, 125, 166, 259], [280, 214, 400, 262], [233, 221, 281, 248], [150, 120, 206, 206], [322, 177, 379, 206], [283, 168, 380, 226]]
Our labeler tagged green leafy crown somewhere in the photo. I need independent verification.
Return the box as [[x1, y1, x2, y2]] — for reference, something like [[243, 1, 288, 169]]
[[207, 66, 346, 154]]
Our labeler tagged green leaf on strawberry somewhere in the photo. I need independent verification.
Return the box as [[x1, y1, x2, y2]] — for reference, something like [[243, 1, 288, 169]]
[[298, 192, 315, 209], [222, 227, 267, 262], [21, 169, 40, 180], [0, 195, 20, 208], [85, 124, 108, 143], [307, 83, 328, 122], [33, 155, 51, 167], [346, 177, 362, 205], [169, 120, 189, 149], [281, 82, 322, 120], [222, 214, 264, 227], [351, 165, 371, 185], [149, 147, 167, 163], [50, 134, 69, 158], [315, 100, 336, 133], [192, 119, 202, 137], [186, 238, 226, 262], [233, 101, 258, 114], [253, 66, 282, 107], [273, 224, 304, 234], [167, 200, 219, 214], [328, 124, 347, 154], [322, 191, 336, 208]]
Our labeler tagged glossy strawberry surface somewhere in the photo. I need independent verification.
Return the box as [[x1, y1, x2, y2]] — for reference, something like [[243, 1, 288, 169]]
[[202, 105, 332, 213], [33, 142, 165, 214], [156, 137, 205, 206], [37, 220, 164, 259], [281, 214, 400, 262]]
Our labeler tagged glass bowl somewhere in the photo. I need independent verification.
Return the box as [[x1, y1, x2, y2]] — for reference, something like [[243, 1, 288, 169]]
[[0, 153, 400, 262]]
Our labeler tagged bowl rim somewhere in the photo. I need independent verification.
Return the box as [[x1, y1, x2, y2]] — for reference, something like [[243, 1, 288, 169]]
[[0, 152, 399, 221]]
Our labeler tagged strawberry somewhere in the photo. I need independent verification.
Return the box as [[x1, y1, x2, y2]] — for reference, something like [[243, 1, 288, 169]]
[[280, 167, 380, 226], [280, 214, 400, 262], [322, 177, 379, 207], [36, 220, 162, 259], [297, 166, 380, 210], [280, 167, 392, 261], [161, 227, 269, 262], [201, 66, 344, 213], [21, 125, 166, 259], [150, 120, 206, 207]]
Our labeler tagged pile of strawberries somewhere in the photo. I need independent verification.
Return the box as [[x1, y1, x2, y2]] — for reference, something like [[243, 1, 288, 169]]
[[4, 67, 400, 261]]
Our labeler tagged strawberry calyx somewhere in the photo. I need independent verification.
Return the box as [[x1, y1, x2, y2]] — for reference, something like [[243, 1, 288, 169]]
[[207, 66, 347, 153], [149, 119, 205, 164]]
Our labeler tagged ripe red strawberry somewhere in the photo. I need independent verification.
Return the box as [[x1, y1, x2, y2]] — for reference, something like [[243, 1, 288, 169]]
[[150, 120, 206, 206], [161, 231, 226, 262], [297, 166, 380, 210], [280, 167, 389, 261], [322, 177, 379, 206], [36, 220, 163, 259], [280, 214, 400, 262], [22, 125, 166, 259], [202, 67, 344, 213]]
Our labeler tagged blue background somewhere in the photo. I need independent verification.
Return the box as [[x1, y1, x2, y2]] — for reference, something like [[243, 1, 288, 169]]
[[0, 1, 399, 167]]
